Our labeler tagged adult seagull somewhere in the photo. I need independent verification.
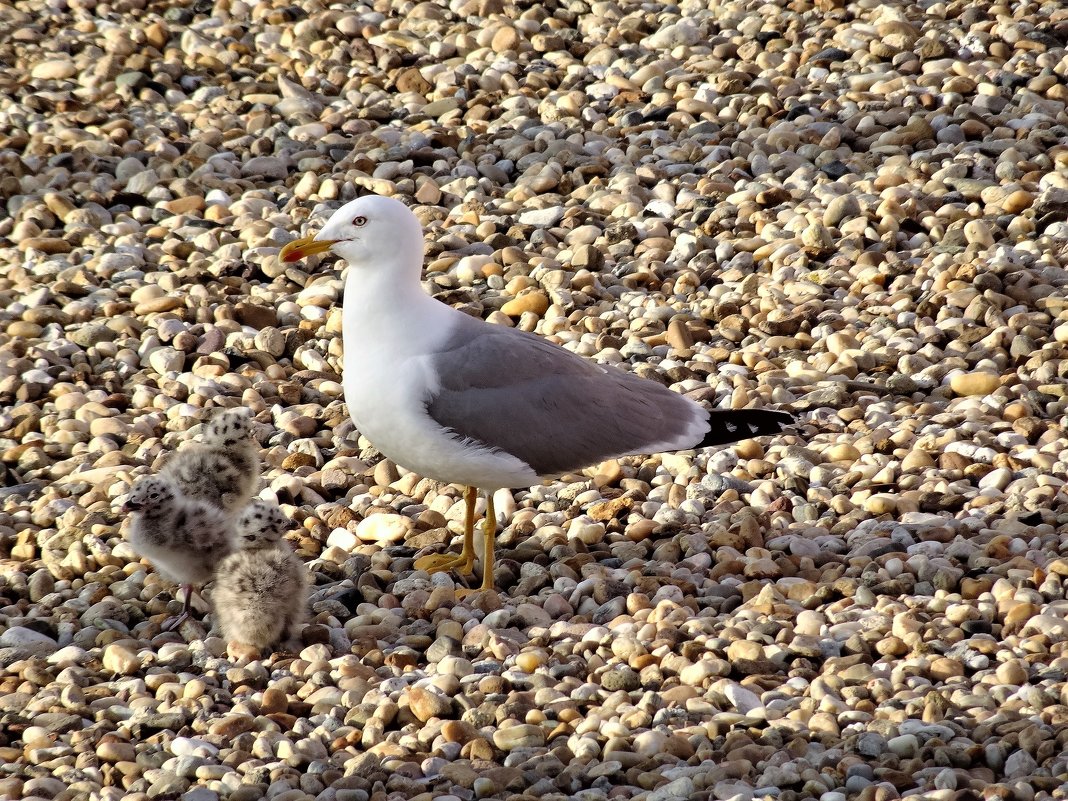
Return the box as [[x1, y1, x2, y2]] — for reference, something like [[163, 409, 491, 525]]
[[279, 195, 793, 594]]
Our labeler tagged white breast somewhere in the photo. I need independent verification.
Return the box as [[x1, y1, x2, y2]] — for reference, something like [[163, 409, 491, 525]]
[[342, 348, 538, 489]]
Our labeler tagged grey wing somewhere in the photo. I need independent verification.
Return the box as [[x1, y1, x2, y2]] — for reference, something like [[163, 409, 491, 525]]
[[425, 321, 707, 476]]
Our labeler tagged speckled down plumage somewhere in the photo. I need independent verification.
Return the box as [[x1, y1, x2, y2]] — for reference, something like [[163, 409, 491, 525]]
[[235, 499, 291, 548], [161, 408, 260, 513], [123, 476, 236, 587], [211, 542, 306, 650]]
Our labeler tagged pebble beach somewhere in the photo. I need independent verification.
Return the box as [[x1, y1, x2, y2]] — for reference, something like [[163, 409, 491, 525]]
[[3, 0, 1068, 799]]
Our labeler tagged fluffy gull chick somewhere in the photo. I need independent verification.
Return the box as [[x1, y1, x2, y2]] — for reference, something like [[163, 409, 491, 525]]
[[120, 475, 237, 631], [210, 500, 306, 654], [161, 408, 260, 515]]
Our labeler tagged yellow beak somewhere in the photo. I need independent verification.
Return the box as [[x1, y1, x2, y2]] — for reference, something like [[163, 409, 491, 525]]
[[279, 235, 338, 263]]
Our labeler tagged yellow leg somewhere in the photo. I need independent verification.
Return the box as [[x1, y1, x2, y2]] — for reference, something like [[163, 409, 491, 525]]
[[414, 487, 477, 576], [457, 492, 496, 597]]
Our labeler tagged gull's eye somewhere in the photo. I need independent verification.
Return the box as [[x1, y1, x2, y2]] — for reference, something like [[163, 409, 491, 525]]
[[353, 215, 367, 227]]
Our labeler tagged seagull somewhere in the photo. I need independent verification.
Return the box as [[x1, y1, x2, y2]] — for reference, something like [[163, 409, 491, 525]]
[[160, 408, 260, 516], [210, 500, 306, 653], [279, 194, 793, 595], [120, 476, 237, 631]]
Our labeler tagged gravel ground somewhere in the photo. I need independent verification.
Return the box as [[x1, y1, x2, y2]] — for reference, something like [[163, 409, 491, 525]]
[[3, 0, 1068, 799]]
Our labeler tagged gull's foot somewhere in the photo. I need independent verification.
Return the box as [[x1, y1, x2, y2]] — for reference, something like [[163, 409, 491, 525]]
[[414, 552, 475, 576], [455, 585, 497, 600], [160, 611, 190, 632]]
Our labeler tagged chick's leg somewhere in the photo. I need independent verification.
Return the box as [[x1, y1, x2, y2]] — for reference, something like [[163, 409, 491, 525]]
[[414, 487, 477, 575], [161, 584, 193, 632]]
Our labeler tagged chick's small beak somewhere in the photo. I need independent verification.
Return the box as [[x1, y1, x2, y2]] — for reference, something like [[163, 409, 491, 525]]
[[279, 235, 338, 263]]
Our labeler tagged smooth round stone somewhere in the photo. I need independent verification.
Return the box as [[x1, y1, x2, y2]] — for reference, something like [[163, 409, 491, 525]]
[[96, 741, 137, 763], [46, 645, 89, 666], [0, 627, 58, 653], [726, 640, 763, 661], [928, 657, 965, 680], [723, 682, 764, 716], [492, 724, 545, 750], [679, 659, 720, 686], [887, 734, 919, 757], [437, 656, 473, 677], [500, 291, 549, 317], [950, 372, 1000, 396], [824, 443, 861, 462], [8, 321, 44, 338], [408, 687, 453, 722], [355, 514, 413, 544], [995, 660, 1028, 685], [863, 494, 898, 515], [31, 58, 78, 80], [170, 737, 218, 757], [794, 610, 826, 636], [441, 720, 478, 743], [632, 730, 668, 757], [515, 651, 546, 672], [148, 346, 185, 374], [260, 688, 287, 714], [978, 467, 1012, 490]]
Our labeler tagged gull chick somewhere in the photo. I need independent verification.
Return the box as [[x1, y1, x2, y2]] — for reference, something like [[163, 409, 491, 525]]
[[161, 408, 260, 515], [211, 500, 307, 653], [279, 195, 794, 595], [121, 476, 237, 631]]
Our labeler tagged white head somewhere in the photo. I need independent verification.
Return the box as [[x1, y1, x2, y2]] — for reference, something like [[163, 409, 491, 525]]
[[279, 195, 425, 276]]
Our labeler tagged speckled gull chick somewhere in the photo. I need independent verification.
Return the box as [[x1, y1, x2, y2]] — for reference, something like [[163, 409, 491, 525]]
[[120, 475, 237, 631], [160, 408, 260, 515], [210, 500, 306, 653], [280, 195, 793, 594]]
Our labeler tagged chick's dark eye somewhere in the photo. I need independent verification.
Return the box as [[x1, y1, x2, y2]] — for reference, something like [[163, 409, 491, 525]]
[[353, 215, 367, 226]]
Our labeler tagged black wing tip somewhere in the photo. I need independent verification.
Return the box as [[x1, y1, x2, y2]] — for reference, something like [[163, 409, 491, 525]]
[[698, 409, 795, 449]]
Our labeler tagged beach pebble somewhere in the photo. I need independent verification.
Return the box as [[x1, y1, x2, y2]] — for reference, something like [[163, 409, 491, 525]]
[[2, 0, 1065, 797]]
